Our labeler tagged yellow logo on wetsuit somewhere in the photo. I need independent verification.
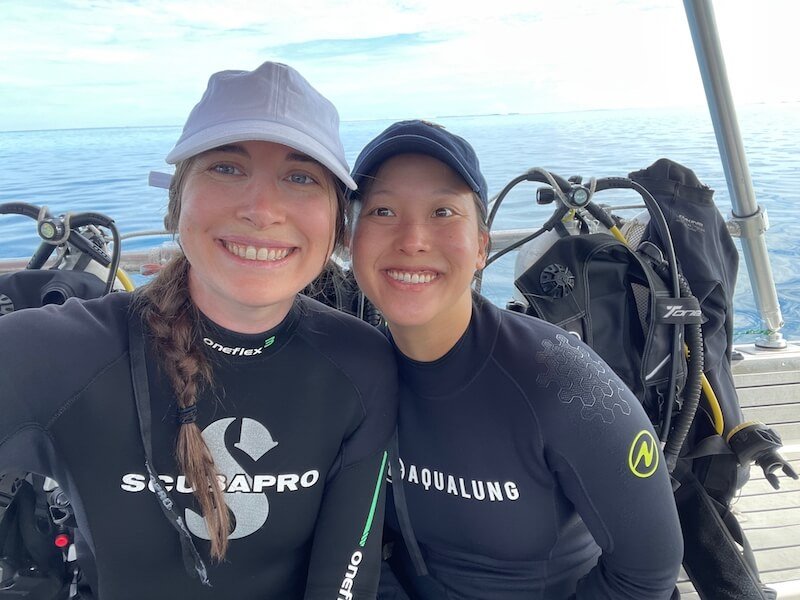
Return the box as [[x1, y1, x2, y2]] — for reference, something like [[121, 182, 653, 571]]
[[628, 430, 659, 478]]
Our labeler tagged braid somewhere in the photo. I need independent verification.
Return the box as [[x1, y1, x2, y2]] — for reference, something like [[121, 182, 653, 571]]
[[131, 154, 345, 561], [134, 255, 231, 560]]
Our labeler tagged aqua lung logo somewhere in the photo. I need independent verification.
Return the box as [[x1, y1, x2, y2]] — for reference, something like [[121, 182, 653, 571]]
[[677, 214, 705, 233], [389, 458, 520, 502], [120, 417, 320, 541], [628, 430, 659, 478], [203, 335, 275, 357]]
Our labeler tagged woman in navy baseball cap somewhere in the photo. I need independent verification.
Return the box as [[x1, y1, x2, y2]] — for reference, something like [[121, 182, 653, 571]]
[[349, 119, 683, 599]]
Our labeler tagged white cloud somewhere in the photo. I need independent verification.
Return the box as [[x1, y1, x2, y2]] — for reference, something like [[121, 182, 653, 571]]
[[0, 0, 798, 131]]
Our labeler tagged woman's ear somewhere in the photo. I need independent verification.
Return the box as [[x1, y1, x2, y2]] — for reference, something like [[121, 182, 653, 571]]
[[476, 229, 490, 270]]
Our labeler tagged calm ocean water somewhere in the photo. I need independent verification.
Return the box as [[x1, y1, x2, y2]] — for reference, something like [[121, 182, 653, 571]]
[[1, 105, 799, 341]]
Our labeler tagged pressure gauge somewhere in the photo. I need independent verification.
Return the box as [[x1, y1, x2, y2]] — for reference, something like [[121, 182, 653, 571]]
[[570, 187, 591, 207], [38, 218, 66, 241]]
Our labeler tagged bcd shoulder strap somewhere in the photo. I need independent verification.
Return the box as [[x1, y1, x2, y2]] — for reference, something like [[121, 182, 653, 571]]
[[514, 232, 686, 425]]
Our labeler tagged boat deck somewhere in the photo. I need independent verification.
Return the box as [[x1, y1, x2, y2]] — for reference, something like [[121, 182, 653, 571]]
[[679, 343, 800, 599]]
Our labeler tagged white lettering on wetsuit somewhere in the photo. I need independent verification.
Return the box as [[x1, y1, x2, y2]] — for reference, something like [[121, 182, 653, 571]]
[[120, 471, 320, 493], [122, 417, 321, 542], [337, 550, 363, 600], [390, 458, 520, 502], [203, 337, 271, 357]]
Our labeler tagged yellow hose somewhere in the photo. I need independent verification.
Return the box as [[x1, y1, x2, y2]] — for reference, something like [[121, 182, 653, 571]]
[[611, 221, 726, 435], [115, 268, 135, 291], [700, 368, 724, 435], [609, 225, 628, 244]]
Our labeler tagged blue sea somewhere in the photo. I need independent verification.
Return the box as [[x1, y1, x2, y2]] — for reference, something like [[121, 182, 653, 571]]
[[1, 105, 799, 341]]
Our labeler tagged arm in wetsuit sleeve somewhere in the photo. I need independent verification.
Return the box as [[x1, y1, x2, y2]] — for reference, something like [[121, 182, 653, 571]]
[[538, 340, 683, 600], [304, 448, 389, 600], [303, 331, 398, 600], [1, 297, 129, 479], [0, 313, 62, 478]]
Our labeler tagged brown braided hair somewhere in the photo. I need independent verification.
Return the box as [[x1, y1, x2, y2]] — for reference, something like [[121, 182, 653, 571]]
[[134, 153, 347, 561]]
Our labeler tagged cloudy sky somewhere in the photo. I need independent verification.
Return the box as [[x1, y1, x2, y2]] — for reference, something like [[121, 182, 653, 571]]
[[1, 0, 798, 131]]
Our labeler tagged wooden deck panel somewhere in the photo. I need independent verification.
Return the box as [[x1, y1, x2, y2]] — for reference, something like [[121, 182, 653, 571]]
[[735, 490, 800, 511], [742, 480, 800, 496], [735, 370, 800, 388], [742, 405, 800, 425], [738, 386, 800, 408], [735, 506, 800, 529]]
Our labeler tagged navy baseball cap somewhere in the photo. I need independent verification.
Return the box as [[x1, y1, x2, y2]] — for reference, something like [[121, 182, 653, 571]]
[[351, 120, 488, 207]]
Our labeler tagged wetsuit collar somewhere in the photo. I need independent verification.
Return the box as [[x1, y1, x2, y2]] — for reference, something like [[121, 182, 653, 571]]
[[198, 298, 301, 365], [391, 296, 497, 399]]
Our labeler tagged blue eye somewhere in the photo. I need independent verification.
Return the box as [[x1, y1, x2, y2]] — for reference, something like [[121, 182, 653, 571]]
[[211, 163, 241, 176], [288, 173, 316, 185]]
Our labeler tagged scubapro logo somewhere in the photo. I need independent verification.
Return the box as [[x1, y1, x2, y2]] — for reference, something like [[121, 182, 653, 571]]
[[628, 430, 659, 478], [120, 417, 320, 542], [187, 418, 274, 539]]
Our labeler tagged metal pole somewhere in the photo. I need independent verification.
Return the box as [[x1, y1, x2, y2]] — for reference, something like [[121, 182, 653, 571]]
[[683, 0, 785, 348]]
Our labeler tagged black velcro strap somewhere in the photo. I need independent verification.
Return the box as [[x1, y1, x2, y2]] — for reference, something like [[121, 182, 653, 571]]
[[128, 311, 210, 587], [389, 432, 428, 577], [655, 296, 703, 324]]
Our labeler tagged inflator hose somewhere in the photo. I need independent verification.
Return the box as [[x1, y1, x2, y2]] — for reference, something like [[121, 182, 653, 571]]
[[664, 272, 704, 471], [593, 178, 685, 445]]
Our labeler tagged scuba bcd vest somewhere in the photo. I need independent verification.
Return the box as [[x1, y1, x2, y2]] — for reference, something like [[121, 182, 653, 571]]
[[0, 270, 102, 598], [0, 202, 117, 599], [505, 159, 787, 599], [0, 270, 106, 315], [513, 231, 689, 427], [0, 473, 73, 599]]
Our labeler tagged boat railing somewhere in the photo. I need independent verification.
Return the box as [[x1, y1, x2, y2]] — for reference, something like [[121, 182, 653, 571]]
[[685, 0, 785, 349]]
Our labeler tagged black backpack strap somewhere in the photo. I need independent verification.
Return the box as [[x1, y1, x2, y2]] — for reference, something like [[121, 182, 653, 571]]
[[127, 310, 210, 587], [388, 431, 428, 577], [673, 460, 772, 599]]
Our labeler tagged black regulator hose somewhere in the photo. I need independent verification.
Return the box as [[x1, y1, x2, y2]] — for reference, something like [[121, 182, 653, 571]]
[[70, 212, 121, 295], [484, 169, 573, 273], [664, 272, 704, 472], [0, 202, 40, 220], [485, 204, 570, 268], [593, 178, 685, 447], [0, 202, 121, 295], [487, 168, 572, 231]]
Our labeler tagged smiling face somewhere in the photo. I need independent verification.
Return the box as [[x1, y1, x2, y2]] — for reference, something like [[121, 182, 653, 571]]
[[177, 140, 338, 333], [352, 153, 488, 359]]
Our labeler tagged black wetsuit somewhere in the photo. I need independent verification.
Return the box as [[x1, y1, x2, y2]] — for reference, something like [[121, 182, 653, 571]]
[[0, 292, 397, 600], [381, 297, 683, 599]]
